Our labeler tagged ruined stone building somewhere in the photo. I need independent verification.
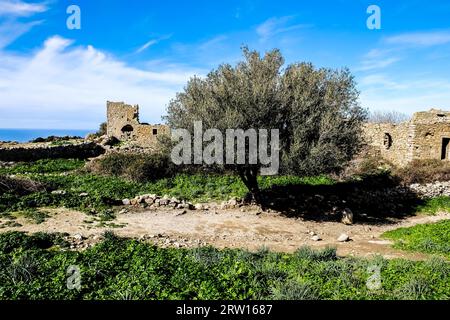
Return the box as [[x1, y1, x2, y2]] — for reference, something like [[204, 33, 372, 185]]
[[106, 101, 170, 148], [106, 102, 449, 165], [364, 109, 450, 166]]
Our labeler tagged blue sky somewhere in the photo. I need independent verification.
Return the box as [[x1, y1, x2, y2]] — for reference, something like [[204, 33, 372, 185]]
[[1, 0, 450, 129]]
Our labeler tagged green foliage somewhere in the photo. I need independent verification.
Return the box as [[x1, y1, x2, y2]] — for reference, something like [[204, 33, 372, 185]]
[[0, 157, 336, 215], [15, 209, 50, 224], [165, 47, 367, 194], [382, 220, 450, 259], [415, 196, 450, 215], [97, 122, 107, 136], [90, 152, 175, 182], [0, 159, 84, 175], [270, 281, 319, 300], [0, 232, 449, 300]]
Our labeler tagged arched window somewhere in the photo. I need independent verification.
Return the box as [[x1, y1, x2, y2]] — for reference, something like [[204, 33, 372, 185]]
[[121, 125, 134, 140], [121, 125, 134, 133]]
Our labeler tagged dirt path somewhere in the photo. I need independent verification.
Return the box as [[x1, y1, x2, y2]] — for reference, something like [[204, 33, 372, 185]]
[[1, 207, 449, 260]]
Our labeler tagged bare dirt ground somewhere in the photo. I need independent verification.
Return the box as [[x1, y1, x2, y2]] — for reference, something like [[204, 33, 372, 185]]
[[1, 207, 449, 260]]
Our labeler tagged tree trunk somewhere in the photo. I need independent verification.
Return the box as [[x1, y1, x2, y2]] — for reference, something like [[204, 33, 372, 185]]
[[238, 167, 262, 204]]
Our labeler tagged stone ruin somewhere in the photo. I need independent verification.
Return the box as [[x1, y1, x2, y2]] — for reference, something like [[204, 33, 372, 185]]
[[106, 101, 170, 149], [364, 109, 450, 166], [106, 102, 450, 166]]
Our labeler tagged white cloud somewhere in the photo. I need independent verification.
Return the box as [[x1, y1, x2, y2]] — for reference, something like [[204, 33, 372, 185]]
[[359, 76, 450, 114], [0, 18, 43, 48], [360, 74, 406, 90], [256, 16, 310, 41], [0, 0, 47, 17], [135, 34, 172, 54], [0, 1, 48, 49], [0, 36, 205, 129], [385, 31, 450, 47], [135, 39, 159, 53], [356, 57, 400, 71]]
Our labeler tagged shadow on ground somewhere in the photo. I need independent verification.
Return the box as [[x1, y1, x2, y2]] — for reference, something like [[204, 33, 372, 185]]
[[252, 173, 424, 225]]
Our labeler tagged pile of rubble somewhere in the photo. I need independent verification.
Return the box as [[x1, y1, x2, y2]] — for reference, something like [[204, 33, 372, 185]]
[[121, 194, 244, 211], [64, 232, 208, 250], [408, 181, 450, 199]]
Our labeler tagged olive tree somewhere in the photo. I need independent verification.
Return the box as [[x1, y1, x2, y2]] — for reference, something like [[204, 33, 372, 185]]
[[165, 47, 367, 200]]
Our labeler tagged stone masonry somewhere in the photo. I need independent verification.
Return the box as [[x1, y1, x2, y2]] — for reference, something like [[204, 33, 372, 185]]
[[364, 109, 450, 166], [106, 101, 170, 148]]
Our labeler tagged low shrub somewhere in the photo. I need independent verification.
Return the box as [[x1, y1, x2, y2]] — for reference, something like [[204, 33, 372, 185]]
[[0, 175, 46, 196], [394, 159, 450, 184], [89, 152, 175, 182]]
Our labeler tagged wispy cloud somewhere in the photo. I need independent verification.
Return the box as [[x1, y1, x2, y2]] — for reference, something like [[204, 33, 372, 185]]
[[356, 57, 401, 71], [256, 16, 311, 41], [360, 74, 407, 90], [135, 34, 172, 54], [0, 0, 48, 17], [0, 18, 43, 48], [359, 74, 450, 114], [0, 0, 48, 49], [0, 36, 203, 128], [384, 30, 450, 47]]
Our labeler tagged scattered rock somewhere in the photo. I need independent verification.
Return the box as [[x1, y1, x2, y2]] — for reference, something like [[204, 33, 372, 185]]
[[194, 203, 204, 210], [73, 233, 84, 241], [311, 235, 321, 241], [51, 190, 66, 195], [341, 208, 354, 225], [337, 233, 350, 242]]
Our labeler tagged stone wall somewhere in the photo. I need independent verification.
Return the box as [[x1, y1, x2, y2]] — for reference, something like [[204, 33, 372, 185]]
[[106, 101, 170, 149], [0, 142, 105, 162], [363, 123, 412, 166], [410, 110, 450, 162], [363, 109, 450, 166]]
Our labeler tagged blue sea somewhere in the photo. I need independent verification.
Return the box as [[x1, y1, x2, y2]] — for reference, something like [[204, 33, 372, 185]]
[[0, 129, 94, 143]]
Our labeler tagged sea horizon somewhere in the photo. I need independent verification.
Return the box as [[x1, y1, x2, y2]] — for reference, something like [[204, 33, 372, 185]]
[[0, 128, 95, 143]]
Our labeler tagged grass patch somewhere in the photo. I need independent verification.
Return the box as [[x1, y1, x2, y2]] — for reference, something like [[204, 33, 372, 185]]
[[1, 159, 337, 216], [415, 196, 450, 215], [14, 209, 50, 224], [382, 220, 450, 259], [0, 159, 85, 175], [0, 232, 449, 300]]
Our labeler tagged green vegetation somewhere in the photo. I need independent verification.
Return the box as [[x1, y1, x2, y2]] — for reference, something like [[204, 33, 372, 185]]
[[0, 159, 84, 175], [14, 209, 50, 224], [0, 231, 448, 300], [414, 196, 450, 215], [0, 159, 337, 215], [166, 47, 366, 199], [89, 152, 175, 182], [383, 220, 450, 259]]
